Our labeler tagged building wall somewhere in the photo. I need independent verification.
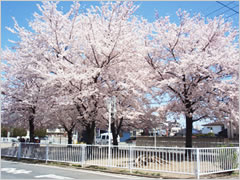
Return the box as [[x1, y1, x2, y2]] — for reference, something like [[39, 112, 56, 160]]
[[136, 136, 239, 147], [48, 134, 68, 144], [46, 128, 78, 144]]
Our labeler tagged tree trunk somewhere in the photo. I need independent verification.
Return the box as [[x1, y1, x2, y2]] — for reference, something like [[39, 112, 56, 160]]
[[67, 130, 73, 145], [86, 121, 95, 144], [111, 122, 119, 146], [185, 113, 193, 159], [185, 114, 193, 148], [29, 107, 36, 143]]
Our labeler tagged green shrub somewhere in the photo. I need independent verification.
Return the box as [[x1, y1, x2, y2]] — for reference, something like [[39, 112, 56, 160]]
[[195, 133, 215, 137], [1, 127, 8, 137], [35, 129, 47, 138], [206, 132, 215, 137], [12, 128, 27, 137]]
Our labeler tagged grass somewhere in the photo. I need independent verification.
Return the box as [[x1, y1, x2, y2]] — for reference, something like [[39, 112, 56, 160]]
[[133, 170, 147, 175], [86, 165, 107, 171], [118, 169, 128, 173], [71, 164, 82, 168], [132, 170, 161, 177], [151, 173, 161, 176]]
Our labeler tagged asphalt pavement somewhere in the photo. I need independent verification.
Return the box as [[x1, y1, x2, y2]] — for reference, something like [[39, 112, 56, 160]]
[[1, 160, 152, 179]]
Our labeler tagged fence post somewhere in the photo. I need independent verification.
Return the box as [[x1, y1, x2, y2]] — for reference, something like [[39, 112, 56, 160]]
[[129, 145, 133, 173], [45, 144, 49, 164], [81, 144, 86, 168], [17, 143, 22, 160], [195, 148, 200, 179]]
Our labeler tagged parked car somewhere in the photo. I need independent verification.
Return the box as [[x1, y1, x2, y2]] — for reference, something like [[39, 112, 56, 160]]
[[34, 137, 40, 143], [95, 133, 120, 145]]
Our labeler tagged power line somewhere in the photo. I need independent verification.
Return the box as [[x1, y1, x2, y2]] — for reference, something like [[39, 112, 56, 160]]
[[215, 4, 239, 17], [205, 1, 239, 22], [226, 12, 239, 19], [206, 1, 235, 17], [216, 1, 239, 14]]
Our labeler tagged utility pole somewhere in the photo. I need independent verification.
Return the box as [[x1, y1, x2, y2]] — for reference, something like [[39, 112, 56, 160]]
[[107, 96, 116, 166], [94, 126, 96, 144], [154, 128, 157, 148], [107, 98, 112, 166]]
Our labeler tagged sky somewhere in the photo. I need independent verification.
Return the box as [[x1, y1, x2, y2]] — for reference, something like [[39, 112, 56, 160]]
[[1, 1, 239, 129]]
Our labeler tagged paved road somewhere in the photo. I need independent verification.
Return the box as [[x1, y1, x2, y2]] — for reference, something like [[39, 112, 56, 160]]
[[1, 160, 151, 179]]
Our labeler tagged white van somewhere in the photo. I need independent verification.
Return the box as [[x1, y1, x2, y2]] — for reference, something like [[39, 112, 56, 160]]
[[95, 133, 120, 145]]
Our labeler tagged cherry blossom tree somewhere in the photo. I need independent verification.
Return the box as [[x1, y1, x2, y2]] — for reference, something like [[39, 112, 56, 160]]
[[2, 1, 150, 145], [78, 1, 153, 145], [1, 1, 94, 143], [31, 1, 150, 144], [47, 104, 80, 145], [1, 49, 50, 142], [143, 11, 239, 147], [102, 93, 146, 146]]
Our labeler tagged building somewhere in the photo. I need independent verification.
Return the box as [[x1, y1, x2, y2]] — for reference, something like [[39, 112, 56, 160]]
[[46, 128, 68, 144], [202, 122, 224, 135], [202, 121, 239, 139], [175, 128, 201, 137], [168, 121, 182, 136], [46, 128, 78, 144], [130, 121, 182, 137]]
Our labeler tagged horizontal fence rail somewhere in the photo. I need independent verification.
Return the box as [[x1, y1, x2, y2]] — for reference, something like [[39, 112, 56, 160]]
[[1, 142, 239, 179]]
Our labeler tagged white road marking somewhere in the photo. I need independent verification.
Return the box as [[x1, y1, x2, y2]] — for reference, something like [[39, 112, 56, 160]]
[[35, 174, 73, 179], [1, 168, 32, 174]]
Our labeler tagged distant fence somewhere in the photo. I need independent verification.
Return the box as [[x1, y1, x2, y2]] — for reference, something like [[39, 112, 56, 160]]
[[1, 142, 239, 179], [136, 136, 239, 147]]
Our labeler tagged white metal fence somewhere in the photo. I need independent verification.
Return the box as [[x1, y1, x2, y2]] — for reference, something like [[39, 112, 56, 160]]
[[1, 142, 239, 179]]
